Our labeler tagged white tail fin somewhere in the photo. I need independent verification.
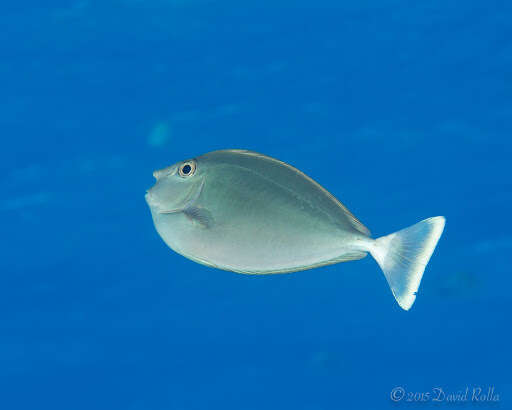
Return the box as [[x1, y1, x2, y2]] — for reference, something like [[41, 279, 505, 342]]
[[369, 216, 445, 310]]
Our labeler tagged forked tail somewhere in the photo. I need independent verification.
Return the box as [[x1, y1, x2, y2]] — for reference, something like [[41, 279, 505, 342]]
[[369, 216, 445, 310]]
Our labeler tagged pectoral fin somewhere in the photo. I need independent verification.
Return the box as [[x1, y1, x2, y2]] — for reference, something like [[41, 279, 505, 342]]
[[183, 206, 213, 228]]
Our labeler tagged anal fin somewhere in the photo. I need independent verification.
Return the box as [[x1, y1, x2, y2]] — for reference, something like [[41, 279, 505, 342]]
[[329, 251, 367, 263]]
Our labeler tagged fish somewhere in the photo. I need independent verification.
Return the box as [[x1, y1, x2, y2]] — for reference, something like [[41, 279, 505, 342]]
[[145, 149, 445, 310]]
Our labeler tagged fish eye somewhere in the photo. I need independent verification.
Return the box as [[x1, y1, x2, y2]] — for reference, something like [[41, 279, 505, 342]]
[[178, 160, 196, 177]]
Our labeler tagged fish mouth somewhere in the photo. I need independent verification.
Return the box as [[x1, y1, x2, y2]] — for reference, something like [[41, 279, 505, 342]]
[[144, 191, 153, 205], [145, 191, 164, 211], [151, 177, 206, 215]]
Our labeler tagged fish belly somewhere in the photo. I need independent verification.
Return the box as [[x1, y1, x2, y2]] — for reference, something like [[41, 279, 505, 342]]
[[163, 210, 367, 274]]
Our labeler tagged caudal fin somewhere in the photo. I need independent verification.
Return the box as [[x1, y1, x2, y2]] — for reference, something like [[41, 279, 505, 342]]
[[369, 216, 445, 310]]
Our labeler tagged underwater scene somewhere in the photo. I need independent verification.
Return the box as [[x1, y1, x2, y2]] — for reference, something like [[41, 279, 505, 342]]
[[1, 1, 510, 409]]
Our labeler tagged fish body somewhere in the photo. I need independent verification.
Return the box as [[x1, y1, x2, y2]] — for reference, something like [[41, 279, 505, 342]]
[[146, 149, 445, 310]]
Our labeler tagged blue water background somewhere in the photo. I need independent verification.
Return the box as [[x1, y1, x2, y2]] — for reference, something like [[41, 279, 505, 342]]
[[1, 1, 511, 409]]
